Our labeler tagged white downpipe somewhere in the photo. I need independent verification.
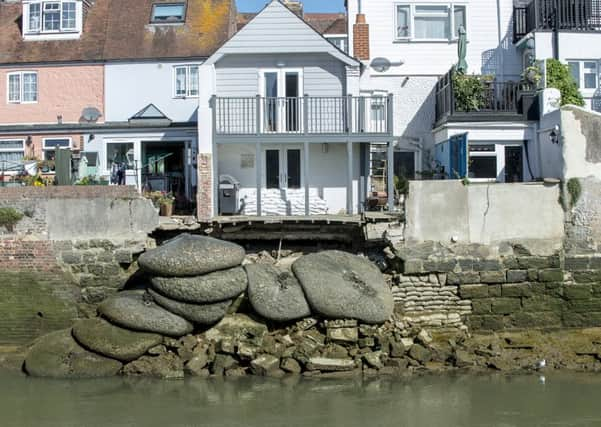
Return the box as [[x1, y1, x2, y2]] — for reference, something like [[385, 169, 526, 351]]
[[496, 0, 504, 81]]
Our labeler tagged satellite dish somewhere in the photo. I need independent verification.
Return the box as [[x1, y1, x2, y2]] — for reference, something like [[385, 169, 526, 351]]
[[81, 107, 102, 123], [370, 57, 405, 73]]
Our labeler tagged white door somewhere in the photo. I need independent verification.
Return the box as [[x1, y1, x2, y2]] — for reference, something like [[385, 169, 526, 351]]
[[260, 69, 303, 133]]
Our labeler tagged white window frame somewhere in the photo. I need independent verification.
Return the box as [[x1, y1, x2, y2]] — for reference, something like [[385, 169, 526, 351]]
[[258, 68, 304, 133], [42, 137, 72, 163], [567, 59, 599, 94], [0, 139, 26, 173], [393, 2, 467, 42], [173, 65, 200, 98], [325, 35, 349, 53], [150, 3, 187, 24], [6, 71, 38, 104], [23, 1, 81, 36]]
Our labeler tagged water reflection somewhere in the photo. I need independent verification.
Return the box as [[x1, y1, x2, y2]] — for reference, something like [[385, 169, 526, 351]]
[[1, 372, 601, 427]]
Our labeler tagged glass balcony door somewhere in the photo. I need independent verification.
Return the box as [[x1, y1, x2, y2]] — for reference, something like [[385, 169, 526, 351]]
[[260, 69, 303, 133]]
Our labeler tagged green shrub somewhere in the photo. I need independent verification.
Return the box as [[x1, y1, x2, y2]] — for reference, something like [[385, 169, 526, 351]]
[[0, 207, 24, 232], [546, 59, 585, 106], [452, 72, 490, 112]]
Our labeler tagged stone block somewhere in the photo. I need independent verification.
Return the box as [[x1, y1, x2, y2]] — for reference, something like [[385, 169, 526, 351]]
[[423, 259, 456, 273], [518, 256, 553, 269], [281, 358, 302, 374], [588, 257, 601, 270], [564, 284, 592, 300], [87, 264, 104, 276], [459, 285, 489, 299], [538, 269, 564, 282], [502, 257, 519, 269], [471, 299, 492, 314], [565, 298, 601, 313], [402, 259, 424, 274], [488, 285, 502, 297], [324, 319, 357, 328], [447, 271, 480, 285], [563, 311, 601, 328], [527, 269, 539, 281], [474, 259, 503, 272], [408, 344, 432, 364], [491, 298, 521, 315], [480, 271, 506, 284], [457, 258, 474, 271], [565, 256, 591, 271], [502, 283, 533, 297], [358, 337, 375, 348], [522, 296, 563, 312], [573, 270, 601, 283], [505, 311, 562, 329], [114, 249, 134, 264], [61, 251, 82, 265], [250, 355, 280, 376], [327, 327, 359, 343], [507, 270, 528, 283], [468, 315, 504, 331], [306, 357, 355, 372]]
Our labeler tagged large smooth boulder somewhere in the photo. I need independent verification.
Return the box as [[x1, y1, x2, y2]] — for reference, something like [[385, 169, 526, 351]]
[[148, 289, 231, 325], [151, 267, 247, 304], [138, 234, 245, 276], [292, 250, 394, 324], [24, 329, 122, 378], [72, 318, 163, 362], [245, 264, 311, 322], [98, 291, 193, 337]]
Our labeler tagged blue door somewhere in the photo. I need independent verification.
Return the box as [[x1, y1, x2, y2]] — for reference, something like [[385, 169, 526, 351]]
[[435, 133, 468, 179]]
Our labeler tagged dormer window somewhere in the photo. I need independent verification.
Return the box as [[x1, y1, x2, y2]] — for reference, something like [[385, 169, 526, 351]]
[[151, 3, 186, 24], [23, 0, 82, 40]]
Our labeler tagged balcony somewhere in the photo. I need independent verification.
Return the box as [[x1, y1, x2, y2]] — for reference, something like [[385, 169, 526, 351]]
[[212, 95, 394, 143], [514, 0, 601, 43], [435, 69, 535, 126]]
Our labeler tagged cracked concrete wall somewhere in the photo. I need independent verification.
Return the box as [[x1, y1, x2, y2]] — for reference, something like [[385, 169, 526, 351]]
[[561, 106, 601, 180], [405, 181, 564, 247]]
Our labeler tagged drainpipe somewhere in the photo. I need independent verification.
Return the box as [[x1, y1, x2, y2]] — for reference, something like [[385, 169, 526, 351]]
[[552, 0, 560, 59], [496, 0, 504, 81]]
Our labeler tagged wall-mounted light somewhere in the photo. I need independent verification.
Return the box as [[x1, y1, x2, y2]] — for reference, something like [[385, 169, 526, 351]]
[[276, 61, 286, 68], [549, 129, 560, 144]]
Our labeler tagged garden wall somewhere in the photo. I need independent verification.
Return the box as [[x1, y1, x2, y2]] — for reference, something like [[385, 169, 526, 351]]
[[0, 186, 158, 344]]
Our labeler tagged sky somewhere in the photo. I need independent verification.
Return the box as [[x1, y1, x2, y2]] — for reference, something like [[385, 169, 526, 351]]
[[236, 0, 345, 13]]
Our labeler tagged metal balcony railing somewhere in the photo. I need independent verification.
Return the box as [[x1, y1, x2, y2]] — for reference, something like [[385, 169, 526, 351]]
[[213, 95, 393, 137], [435, 69, 531, 124], [514, 0, 601, 43]]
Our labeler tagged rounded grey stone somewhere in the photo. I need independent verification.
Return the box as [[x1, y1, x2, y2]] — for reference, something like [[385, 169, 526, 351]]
[[72, 318, 163, 362], [245, 264, 311, 322], [292, 250, 394, 324], [24, 329, 122, 378], [148, 288, 231, 325], [98, 291, 194, 337], [151, 267, 247, 303], [138, 234, 245, 276]]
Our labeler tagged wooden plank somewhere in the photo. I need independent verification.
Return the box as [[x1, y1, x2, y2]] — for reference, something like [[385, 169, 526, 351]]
[[387, 141, 394, 212]]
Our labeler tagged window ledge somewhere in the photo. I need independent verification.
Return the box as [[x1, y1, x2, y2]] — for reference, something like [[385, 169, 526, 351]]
[[148, 22, 185, 27], [393, 38, 459, 44]]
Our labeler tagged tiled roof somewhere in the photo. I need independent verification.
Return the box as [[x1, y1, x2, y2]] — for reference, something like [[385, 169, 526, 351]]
[[237, 11, 347, 35], [0, 0, 237, 65]]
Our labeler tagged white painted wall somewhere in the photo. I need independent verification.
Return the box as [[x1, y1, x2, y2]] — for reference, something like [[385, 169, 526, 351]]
[[216, 142, 362, 214], [405, 180, 565, 245], [104, 61, 204, 123]]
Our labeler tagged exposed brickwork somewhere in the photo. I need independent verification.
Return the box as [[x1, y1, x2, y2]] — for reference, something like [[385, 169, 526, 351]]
[[197, 153, 213, 220], [353, 14, 370, 61], [0, 240, 59, 272]]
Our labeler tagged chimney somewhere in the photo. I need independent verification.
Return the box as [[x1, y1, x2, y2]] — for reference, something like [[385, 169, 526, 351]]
[[353, 13, 370, 61], [282, 0, 304, 18]]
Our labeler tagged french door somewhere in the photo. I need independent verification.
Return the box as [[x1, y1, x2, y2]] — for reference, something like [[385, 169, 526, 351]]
[[264, 146, 302, 190], [260, 69, 303, 133]]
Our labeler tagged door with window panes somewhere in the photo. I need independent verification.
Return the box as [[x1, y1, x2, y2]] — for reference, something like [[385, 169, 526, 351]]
[[261, 70, 302, 133], [263, 145, 303, 214]]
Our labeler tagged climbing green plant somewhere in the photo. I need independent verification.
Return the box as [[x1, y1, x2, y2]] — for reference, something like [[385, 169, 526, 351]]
[[452, 72, 493, 112], [0, 207, 24, 232], [546, 59, 585, 107]]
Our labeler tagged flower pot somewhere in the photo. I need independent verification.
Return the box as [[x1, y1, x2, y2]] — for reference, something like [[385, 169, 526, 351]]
[[23, 161, 38, 176], [160, 203, 174, 217]]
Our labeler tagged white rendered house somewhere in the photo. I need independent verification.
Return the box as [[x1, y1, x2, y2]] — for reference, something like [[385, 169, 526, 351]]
[[196, 1, 396, 218]]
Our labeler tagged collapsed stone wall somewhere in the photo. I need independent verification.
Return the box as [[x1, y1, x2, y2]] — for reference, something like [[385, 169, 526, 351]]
[[0, 186, 158, 345], [385, 241, 601, 331]]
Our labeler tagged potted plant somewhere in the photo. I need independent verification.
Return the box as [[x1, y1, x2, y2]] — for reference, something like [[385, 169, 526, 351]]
[[158, 192, 175, 217]]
